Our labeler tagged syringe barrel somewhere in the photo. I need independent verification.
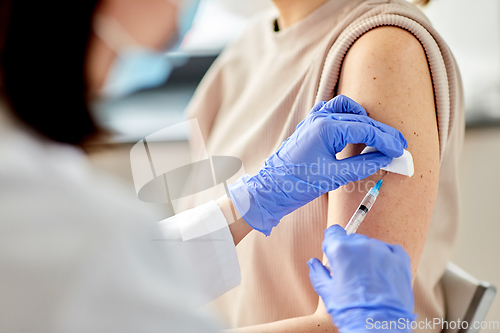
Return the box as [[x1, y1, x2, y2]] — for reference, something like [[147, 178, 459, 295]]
[[345, 209, 367, 234], [345, 189, 379, 235], [360, 190, 378, 211]]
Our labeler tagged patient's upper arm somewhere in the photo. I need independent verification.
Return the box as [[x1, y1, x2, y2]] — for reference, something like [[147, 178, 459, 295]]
[[327, 26, 440, 280]]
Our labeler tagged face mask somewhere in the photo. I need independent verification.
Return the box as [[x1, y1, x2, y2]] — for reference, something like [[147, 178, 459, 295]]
[[94, 0, 200, 99]]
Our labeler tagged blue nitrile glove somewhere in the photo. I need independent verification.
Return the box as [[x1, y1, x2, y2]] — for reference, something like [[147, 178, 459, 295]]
[[308, 225, 417, 333], [227, 95, 408, 236]]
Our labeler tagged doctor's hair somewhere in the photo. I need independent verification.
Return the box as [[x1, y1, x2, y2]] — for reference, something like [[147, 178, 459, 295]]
[[0, 0, 101, 146]]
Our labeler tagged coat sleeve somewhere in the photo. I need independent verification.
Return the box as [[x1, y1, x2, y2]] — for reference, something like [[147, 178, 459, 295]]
[[54, 202, 238, 333], [157, 200, 241, 303]]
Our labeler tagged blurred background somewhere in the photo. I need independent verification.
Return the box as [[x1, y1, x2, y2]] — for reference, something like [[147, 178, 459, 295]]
[[87, 0, 500, 330]]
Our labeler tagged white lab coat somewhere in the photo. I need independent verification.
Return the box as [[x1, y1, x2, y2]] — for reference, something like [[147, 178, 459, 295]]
[[0, 110, 240, 332]]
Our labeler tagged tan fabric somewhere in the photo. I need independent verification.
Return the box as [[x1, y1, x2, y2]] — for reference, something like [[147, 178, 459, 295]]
[[186, 0, 465, 331]]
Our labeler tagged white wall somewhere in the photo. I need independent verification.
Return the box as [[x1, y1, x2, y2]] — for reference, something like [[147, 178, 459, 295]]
[[454, 128, 500, 332], [424, 0, 500, 117]]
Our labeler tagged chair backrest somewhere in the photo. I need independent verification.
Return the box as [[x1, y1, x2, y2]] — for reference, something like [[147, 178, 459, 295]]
[[440, 263, 497, 333]]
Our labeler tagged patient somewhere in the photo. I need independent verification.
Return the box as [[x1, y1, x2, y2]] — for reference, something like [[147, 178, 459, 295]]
[[185, 0, 464, 332]]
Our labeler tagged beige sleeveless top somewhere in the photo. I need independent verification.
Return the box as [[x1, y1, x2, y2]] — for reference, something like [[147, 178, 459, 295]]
[[185, 0, 465, 331]]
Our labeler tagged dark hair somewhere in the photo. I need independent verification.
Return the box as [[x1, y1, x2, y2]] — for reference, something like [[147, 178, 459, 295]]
[[0, 0, 101, 145]]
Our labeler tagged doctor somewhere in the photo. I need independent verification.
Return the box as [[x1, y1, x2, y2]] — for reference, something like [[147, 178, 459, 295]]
[[0, 0, 415, 332]]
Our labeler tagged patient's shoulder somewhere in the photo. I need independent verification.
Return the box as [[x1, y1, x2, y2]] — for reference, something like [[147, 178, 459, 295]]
[[343, 26, 429, 82], [338, 26, 434, 119]]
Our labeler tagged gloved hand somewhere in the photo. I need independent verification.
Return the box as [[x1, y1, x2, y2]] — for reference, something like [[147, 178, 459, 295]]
[[228, 95, 408, 236], [308, 225, 416, 333]]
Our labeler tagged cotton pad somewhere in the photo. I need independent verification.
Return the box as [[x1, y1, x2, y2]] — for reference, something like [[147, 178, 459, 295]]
[[361, 147, 414, 177]]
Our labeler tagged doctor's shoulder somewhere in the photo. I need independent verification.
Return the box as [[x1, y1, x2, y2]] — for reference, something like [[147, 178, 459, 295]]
[[0, 126, 164, 241]]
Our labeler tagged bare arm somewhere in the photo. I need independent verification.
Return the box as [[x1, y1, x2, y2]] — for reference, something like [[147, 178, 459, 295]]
[[217, 195, 253, 246], [223, 26, 439, 333], [326, 26, 440, 280]]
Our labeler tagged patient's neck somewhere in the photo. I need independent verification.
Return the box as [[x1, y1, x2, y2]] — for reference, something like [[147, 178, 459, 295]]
[[272, 0, 329, 30]]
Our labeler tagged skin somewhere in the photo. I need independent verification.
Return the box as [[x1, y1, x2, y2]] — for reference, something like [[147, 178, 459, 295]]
[[227, 2, 440, 333], [86, 0, 178, 93], [218, 196, 254, 245]]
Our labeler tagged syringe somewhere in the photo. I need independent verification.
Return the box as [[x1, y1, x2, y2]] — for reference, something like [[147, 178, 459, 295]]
[[324, 175, 386, 272], [345, 177, 384, 235]]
